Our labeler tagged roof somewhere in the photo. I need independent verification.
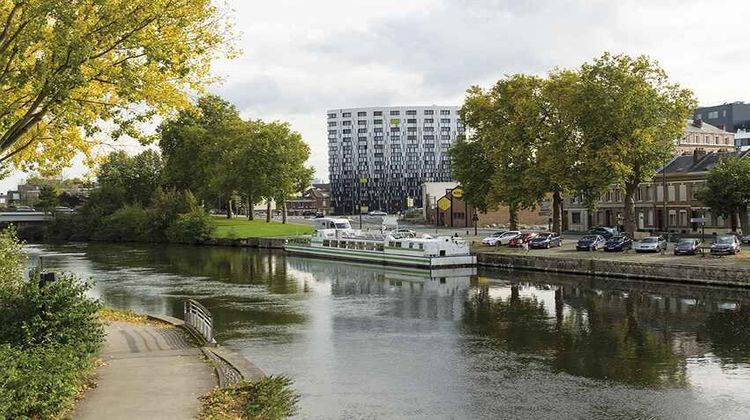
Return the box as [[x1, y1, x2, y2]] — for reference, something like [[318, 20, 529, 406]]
[[684, 119, 730, 134], [659, 149, 749, 175]]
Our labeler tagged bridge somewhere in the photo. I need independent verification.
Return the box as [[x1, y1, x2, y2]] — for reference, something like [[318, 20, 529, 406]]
[[0, 211, 52, 226]]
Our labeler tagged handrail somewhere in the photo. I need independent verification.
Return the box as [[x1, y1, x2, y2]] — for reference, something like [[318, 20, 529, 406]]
[[184, 299, 215, 345]]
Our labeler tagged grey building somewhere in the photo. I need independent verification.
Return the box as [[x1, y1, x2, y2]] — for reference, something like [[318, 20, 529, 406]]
[[694, 102, 750, 132], [327, 106, 462, 214]]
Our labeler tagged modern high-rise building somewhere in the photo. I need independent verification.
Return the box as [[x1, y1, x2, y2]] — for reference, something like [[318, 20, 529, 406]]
[[694, 102, 750, 132], [327, 106, 462, 214]]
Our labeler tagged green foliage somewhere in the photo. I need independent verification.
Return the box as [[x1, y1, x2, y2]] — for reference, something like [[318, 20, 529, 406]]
[[36, 185, 60, 212], [97, 150, 164, 208], [694, 156, 750, 232], [166, 208, 216, 244], [93, 204, 149, 242], [145, 188, 200, 242], [0, 231, 103, 419], [199, 376, 299, 420]]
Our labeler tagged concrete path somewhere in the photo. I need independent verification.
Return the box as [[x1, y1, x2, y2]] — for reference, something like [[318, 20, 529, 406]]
[[74, 321, 217, 420]]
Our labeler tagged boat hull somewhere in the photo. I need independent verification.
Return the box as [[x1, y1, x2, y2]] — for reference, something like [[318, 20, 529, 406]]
[[284, 244, 476, 268]]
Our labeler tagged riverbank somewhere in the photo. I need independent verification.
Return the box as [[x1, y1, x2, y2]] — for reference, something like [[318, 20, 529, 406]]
[[476, 245, 750, 287]]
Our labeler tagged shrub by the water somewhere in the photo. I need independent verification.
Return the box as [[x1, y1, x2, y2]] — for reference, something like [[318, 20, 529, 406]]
[[0, 230, 104, 419], [199, 375, 299, 420], [166, 208, 216, 244]]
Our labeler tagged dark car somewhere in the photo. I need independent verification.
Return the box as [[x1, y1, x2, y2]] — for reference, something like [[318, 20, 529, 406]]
[[710, 235, 741, 255], [588, 227, 617, 240], [604, 235, 632, 252], [576, 235, 605, 251], [509, 232, 538, 247], [529, 232, 562, 249], [674, 238, 702, 255]]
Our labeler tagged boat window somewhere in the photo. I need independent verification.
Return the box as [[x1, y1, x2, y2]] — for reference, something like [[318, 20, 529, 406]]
[[335, 223, 350, 229], [388, 241, 395, 247], [396, 242, 402, 248], [323, 240, 330, 246], [358, 242, 365, 250], [347, 242, 355, 249], [376, 244, 384, 251], [340, 241, 347, 248], [408, 243, 414, 249], [418, 244, 424, 250], [366, 243, 375, 250]]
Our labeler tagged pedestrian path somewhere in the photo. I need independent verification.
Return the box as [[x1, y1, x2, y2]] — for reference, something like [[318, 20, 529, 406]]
[[74, 321, 216, 420]]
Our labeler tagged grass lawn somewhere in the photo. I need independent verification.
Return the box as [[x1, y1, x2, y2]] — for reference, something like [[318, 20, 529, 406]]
[[212, 217, 315, 238]]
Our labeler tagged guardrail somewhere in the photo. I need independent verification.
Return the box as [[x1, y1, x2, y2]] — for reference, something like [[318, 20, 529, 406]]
[[184, 299, 216, 345]]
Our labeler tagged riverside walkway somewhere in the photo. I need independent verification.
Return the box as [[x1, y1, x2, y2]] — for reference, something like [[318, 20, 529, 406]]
[[74, 321, 216, 420]]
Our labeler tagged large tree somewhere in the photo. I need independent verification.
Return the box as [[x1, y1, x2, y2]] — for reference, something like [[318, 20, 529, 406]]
[[0, 0, 233, 173], [575, 53, 696, 236], [695, 155, 750, 233], [458, 75, 547, 229]]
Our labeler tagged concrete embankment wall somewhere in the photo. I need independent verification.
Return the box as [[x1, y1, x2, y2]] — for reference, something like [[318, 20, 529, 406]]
[[202, 237, 286, 249], [477, 252, 750, 288]]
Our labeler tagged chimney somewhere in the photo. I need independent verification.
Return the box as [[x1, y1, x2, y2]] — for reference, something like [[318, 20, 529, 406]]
[[693, 148, 707, 163], [692, 118, 703, 128]]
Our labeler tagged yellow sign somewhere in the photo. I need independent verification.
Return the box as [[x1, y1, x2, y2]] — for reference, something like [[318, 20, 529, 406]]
[[358, 178, 368, 184], [437, 196, 451, 211], [451, 188, 464, 199]]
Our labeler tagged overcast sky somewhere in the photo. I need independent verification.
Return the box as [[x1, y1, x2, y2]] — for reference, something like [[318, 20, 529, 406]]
[[3, 0, 750, 190]]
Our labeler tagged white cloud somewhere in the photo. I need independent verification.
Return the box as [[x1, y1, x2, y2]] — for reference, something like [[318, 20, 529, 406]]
[[3, 0, 749, 190]]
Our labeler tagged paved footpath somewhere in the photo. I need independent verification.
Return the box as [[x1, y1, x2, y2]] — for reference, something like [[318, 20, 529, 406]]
[[74, 321, 217, 420]]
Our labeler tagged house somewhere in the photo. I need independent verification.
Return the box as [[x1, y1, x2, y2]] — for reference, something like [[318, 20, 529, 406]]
[[564, 149, 750, 234], [286, 184, 331, 216]]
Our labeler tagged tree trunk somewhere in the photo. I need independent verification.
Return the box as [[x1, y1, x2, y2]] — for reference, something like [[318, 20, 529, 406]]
[[266, 201, 271, 223], [247, 192, 254, 220], [552, 190, 562, 234], [226, 199, 232, 219], [509, 202, 519, 230], [739, 204, 749, 235], [730, 211, 738, 233], [282, 201, 287, 224], [623, 182, 637, 237]]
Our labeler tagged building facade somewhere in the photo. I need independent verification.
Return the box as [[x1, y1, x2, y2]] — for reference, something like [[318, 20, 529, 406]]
[[328, 106, 461, 214], [676, 119, 735, 154], [286, 184, 331, 216], [694, 102, 750, 132], [564, 150, 750, 235]]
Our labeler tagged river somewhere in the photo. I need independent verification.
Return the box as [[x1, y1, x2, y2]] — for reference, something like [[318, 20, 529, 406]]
[[25, 243, 750, 419]]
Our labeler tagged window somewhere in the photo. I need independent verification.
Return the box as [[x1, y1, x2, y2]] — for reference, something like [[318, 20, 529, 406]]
[[374, 119, 383, 125], [328, 121, 337, 127], [424, 110, 434, 115], [708, 111, 719, 119], [440, 110, 451, 115], [327, 113, 336, 119], [358, 128, 367, 133], [407, 119, 416, 124], [357, 111, 367, 117], [406, 110, 417, 115], [374, 111, 383, 116], [424, 118, 434, 123], [390, 127, 400, 132], [342, 120, 351, 126], [342, 129, 351, 134], [389, 110, 400, 116], [440, 118, 450, 123], [571, 211, 581, 224], [358, 120, 367, 125], [342, 112, 351, 117]]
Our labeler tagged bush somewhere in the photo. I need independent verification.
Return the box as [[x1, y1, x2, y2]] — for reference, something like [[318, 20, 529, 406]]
[[166, 208, 216, 244], [0, 230, 104, 418], [146, 188, 200, 242], [199, 375, 299, 420], [93, 204, 148, 242]]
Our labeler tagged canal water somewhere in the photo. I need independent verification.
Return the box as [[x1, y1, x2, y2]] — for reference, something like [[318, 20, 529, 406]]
[[25, 243, 750, 419]]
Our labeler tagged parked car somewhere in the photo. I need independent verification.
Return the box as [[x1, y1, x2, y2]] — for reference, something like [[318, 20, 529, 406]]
[[302, 210, 317, 216], [588, 227, 617, 240], [529, 232, 562, 249], [604, 235, 632, 252], [674, 238, 703, 255], [741, 234, 750, 245], [710, 235, 741, 255], [13, 206, 35, 212], [368, 210, 387, 216], [576, 235, 606, 251], [633, 236, 667, 253], [494, 231, 522, 246], [481, 231, 507, 246], [390, 228, 417, 239], [53, 206, 74, 213], [509, 232, 539, 247]]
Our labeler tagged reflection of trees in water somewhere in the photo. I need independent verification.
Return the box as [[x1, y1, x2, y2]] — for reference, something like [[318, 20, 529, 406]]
[[699, 307, 750, 364], [464, 284, 688, 388]]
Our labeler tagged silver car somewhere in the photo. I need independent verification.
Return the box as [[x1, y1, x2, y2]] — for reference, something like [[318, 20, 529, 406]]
[[495, 230, 522, 246], [634, 236, 667, 253]]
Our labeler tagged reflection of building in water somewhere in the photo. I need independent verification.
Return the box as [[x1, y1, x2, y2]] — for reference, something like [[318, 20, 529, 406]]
[[286, 256, 474, 321]]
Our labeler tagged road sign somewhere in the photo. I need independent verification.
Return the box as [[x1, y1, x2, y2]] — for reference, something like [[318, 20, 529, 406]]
[[451, 188, 464, 199], [437, 196, 451, 211], [358, 178, 368, 184]]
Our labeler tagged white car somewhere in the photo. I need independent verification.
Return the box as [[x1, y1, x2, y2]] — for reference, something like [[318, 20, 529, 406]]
[[368, 210, 387, 216], [494, 231, 522, 246], [481, 231, 507, 246], [633, 236, 667, 253]]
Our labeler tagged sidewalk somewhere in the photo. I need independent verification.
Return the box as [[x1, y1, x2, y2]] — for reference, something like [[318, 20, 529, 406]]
[[74, 321, 217, 420]]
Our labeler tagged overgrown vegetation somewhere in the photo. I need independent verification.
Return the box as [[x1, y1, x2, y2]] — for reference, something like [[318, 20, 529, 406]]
[[0, 230, 104, 419], [199, 376, 299, 420]]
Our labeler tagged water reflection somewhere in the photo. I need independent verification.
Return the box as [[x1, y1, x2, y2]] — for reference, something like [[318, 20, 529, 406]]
[[23, 243, 750, 419]]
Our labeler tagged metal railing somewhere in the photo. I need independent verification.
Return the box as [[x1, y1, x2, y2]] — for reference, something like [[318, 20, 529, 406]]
[[184, 299, 215, 345]]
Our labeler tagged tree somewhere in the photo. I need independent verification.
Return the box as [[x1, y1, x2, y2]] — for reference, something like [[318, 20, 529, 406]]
[[159, 95, 245, 217], [229, 120, 273, 221], [449, 140, 493, 213], [575, 53, 696, 236], [458, 75, 547, 229], [96, 149, 162, 207], [0, 0, 234, 174], [695, 155, 750, 233], [36, 184, 59, 212]]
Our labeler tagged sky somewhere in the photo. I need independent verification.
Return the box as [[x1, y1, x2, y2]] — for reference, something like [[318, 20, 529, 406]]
[[3, 0, 750, 190]]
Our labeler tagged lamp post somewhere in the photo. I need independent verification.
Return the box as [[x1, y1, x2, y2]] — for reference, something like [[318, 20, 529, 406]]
[[663, 157, 668, 240]]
